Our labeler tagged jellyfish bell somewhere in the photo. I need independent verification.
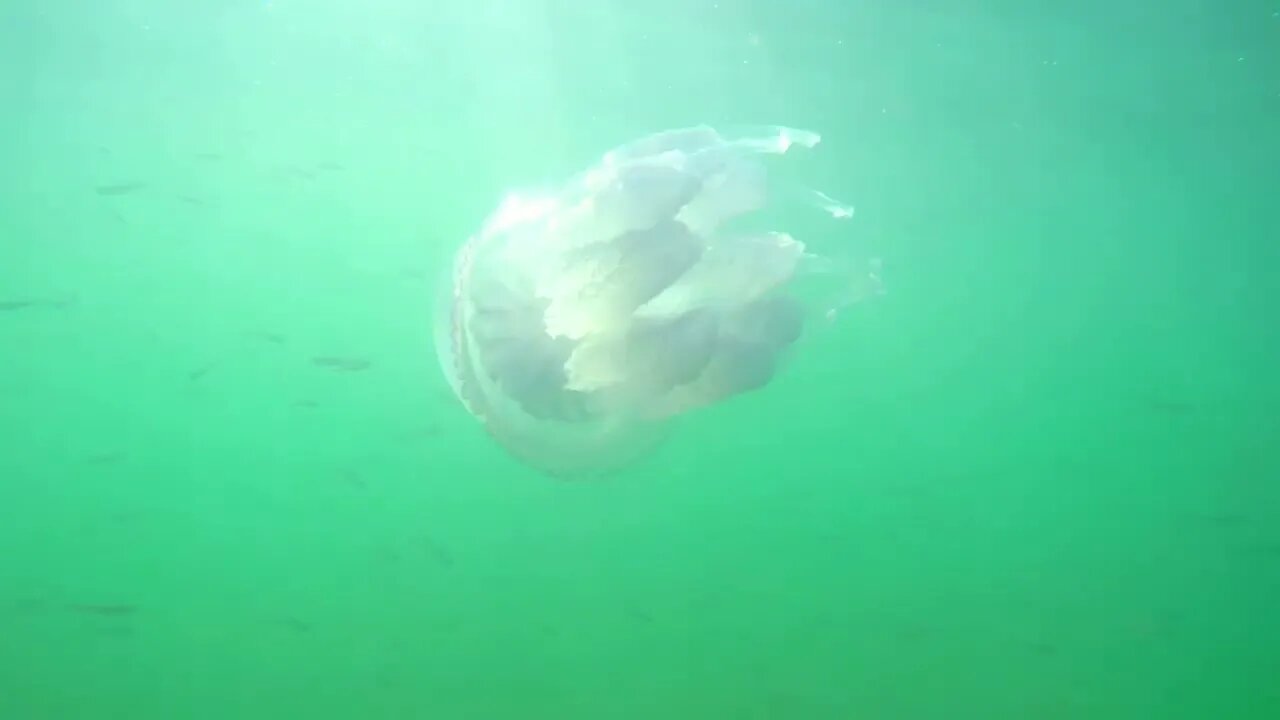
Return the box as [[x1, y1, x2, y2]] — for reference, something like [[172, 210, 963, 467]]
[[435, 124, 880, 479]]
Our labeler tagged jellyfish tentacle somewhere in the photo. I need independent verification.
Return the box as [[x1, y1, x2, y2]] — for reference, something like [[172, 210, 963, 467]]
[[676, 154, 769, 237], [601, 125, 723, 167], [716, 125, 822, 155]]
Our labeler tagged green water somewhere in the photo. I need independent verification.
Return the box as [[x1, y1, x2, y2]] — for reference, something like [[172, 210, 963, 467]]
[[2, 1, 1277, 717]]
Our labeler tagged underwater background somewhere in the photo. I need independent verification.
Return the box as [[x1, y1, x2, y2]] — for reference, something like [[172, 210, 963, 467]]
[[2, 0, 1277, 717]]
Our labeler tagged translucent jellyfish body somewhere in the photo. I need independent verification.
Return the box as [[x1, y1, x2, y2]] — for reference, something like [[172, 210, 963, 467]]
[[435, 125, 880, 478]]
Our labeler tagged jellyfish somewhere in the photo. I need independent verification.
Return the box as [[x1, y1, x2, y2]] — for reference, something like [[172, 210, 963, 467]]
[[435, 124, 881, 478]]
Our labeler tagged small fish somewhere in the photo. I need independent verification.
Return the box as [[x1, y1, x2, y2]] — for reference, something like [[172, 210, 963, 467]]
[[85, 452, 126, 465], [423, 537, 455, 567], [317, 161, 345, 172], [398, 424, 442, 441], [187, 362, 218, 382], [625, 606, 654, 624], [0, 297, 75, 312], [8, 596, 50, 614], [273, 615, 313, 633], [1243, 543, 1280, 558], [340, 468, 367, 489], [1199, 511, 1249, 527], [67, 603, 138, 617], [275, 165, 319, 182], [1028, 641, 1058, 657], [1139, 394, 1196, 416], [375, 546, 403, 563], [311, 356, 372, 372], [94, 182, 148, 196], [175, 194, 207, 207], [292, 399, 320, 409]]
